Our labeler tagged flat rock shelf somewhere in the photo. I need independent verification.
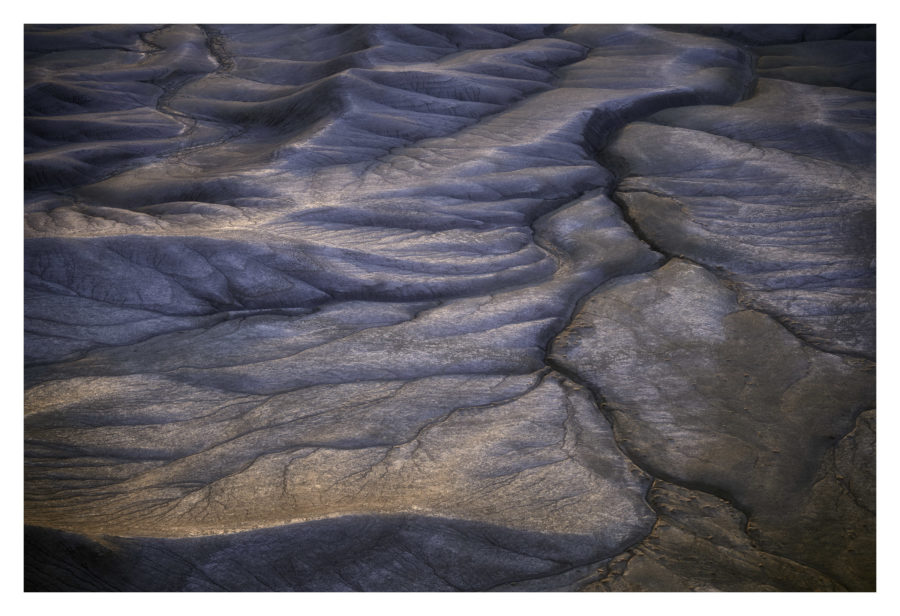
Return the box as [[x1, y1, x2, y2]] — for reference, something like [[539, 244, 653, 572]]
[[24, 24, 875, 592]]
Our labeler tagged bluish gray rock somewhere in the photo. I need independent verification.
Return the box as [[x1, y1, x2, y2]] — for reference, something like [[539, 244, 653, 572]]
[[24, 24, 875, 591]]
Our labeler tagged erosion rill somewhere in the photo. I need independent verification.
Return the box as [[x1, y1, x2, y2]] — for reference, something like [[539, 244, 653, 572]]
[[24, 24, 875, 591]]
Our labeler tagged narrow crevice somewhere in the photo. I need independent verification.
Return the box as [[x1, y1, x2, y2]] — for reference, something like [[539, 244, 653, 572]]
[[546, 353, 754, 520], [198, 25, 235, 72], [611, 189, 875, 363], [607, 190, 674, 261]]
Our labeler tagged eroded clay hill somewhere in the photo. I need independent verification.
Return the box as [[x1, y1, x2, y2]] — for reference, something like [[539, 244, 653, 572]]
[[24, 24, 875, 591]]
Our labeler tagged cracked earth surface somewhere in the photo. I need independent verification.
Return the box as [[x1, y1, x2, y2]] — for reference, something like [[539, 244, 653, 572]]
[[24, 24, 875, 591]]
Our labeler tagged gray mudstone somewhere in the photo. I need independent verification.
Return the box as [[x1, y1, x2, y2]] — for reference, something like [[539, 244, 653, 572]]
[[24, 24, 875, 591]]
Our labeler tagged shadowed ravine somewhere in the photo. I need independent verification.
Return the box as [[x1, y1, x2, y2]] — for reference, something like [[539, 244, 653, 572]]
[[24, 24, 875, 591]]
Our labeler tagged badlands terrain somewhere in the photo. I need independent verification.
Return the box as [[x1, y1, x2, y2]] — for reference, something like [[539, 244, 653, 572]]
[[24, 24, 875, 591]]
